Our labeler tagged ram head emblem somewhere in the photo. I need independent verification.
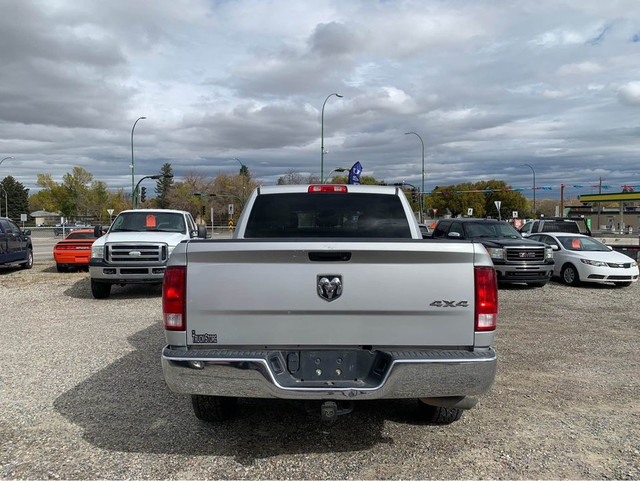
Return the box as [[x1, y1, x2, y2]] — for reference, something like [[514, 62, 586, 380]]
[[317, 276, 343, 302]]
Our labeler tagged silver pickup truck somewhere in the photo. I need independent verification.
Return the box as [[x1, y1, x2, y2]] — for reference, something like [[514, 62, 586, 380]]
[[161, 185, 498, 424]]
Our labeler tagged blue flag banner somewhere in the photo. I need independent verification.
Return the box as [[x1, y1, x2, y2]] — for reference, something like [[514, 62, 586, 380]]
[[348, 161, 363, 185]]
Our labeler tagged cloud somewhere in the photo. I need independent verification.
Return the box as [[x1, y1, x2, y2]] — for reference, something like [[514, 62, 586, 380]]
[[557, 61, 606, 76], [618, 82, 640, 106], [542, 89, 568, 99], [3, 0, 640, 197]]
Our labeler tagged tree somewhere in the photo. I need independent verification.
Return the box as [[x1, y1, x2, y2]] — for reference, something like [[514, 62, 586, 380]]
[[35, 174, 75, 219], [106, 189, 131, 220], [429, 184, 485, 218], [277, 169, 320, 185], [154, 163, 174, 208], [0, 176, 29, 219], [31, 168, 106, 221], [212, 171, 259, 222], [480, 180, 528, 219], [427, 180, 528, 219], [62, 167, 93, 219], [277, 169, 305, 185], [535, 198, 560, 218], [167, 171, 215, 219], [329, 174, 383, 185], [85, 181, 111, 223]]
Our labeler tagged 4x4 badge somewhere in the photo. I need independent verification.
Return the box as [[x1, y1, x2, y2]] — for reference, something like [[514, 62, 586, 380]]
[[317, 275, 343, 302], [430, 300, 469, 307]]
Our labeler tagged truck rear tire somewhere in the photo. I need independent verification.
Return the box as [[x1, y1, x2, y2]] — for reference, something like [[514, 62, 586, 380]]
[[417, 400, 464, 424], [191, 395, 238, 422], [91, 280, 111, 299]]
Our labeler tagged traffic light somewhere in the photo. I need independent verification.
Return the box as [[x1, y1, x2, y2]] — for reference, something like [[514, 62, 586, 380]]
[[201, 205, 205, 216], [140, 186, 147, 203], [412, 189, 419, 203]]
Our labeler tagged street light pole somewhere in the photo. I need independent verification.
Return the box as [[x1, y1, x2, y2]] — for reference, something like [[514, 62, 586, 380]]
[[326, 167, 348, 182], [130, 116, 146, 208], [0, 157, 14, 217], [405, 132, 425, 223], [321, 93, 343, 183], [523, 164, 536, 214], [233, 157, 247, 205]]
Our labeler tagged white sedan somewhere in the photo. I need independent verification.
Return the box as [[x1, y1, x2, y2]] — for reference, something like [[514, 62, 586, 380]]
[[529, 233, 639, 287]]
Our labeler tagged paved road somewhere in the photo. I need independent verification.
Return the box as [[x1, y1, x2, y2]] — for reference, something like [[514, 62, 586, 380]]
[[32, 238, 56, 260]]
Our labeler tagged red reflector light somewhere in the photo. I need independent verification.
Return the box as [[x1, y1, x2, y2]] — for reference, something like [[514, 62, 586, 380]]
[[308, 185, 348, 193], [163, 266, 186, 331], [474, 267, 498, 331]]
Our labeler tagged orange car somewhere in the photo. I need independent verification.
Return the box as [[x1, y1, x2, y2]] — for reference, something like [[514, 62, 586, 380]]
[[53, 229, 101, 272]]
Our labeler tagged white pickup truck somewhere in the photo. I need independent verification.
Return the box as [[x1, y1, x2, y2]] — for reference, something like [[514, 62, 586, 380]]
[[161, 185, 498, 424], [89, 209, 205, 299]]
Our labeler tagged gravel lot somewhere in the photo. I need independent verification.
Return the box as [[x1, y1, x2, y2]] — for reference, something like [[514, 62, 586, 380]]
[[1, 260, 639, 479]]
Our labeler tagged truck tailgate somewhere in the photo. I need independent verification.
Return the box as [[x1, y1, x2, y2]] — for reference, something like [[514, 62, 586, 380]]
[[184, 241, 477, 347]]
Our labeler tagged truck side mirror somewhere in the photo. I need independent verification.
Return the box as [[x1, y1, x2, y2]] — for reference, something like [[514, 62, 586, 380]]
[[197, 225, 207, 239], [448, 232, 461, 238], [93, 226, 104, 238], [23, 229, 31, 236]]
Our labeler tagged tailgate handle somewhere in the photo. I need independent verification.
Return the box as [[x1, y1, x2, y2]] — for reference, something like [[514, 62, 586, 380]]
[[308, 252, 352, 262]]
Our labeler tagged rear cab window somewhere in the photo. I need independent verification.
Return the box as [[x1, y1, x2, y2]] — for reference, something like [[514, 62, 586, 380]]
[[244, 192, 411, 238], [541, 221, 580, 234]]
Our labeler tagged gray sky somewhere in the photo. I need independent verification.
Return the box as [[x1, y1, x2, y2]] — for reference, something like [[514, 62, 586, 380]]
[[2, 0, 640, 200]]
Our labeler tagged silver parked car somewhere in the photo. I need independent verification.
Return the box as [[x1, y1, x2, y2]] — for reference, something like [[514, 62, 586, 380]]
[[529, 233, 639, 287]]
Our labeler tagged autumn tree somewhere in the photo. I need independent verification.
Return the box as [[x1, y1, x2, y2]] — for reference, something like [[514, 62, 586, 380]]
[[31, 167, 123, 223], [85, 181, 111, 223], [429, 183, 486, 218], [427, 180, 528, 219], [277, 169, 320, 185], [34, 173, 76, 218]]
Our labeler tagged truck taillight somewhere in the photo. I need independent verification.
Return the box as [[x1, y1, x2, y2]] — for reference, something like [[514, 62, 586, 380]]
[[163, 266, 186, 331], [475, 267, 498, 331]]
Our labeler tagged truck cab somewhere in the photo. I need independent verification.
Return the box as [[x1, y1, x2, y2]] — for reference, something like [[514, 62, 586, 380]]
[[89, 209, 205, 298], [520, 218, 590, 237], [433, 218, 554, 287]]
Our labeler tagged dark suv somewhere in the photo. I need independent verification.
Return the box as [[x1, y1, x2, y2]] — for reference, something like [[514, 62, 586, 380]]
[[0, 217, 33, 269], [432, 218, 554, 286]]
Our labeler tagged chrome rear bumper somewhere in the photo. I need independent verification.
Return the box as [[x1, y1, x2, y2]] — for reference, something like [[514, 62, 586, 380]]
[[161, 346, 497, 400]]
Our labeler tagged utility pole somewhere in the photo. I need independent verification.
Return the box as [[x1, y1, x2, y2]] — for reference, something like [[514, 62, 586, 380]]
[[597, 177, 603, 232], [560, 184, 565, 218]]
